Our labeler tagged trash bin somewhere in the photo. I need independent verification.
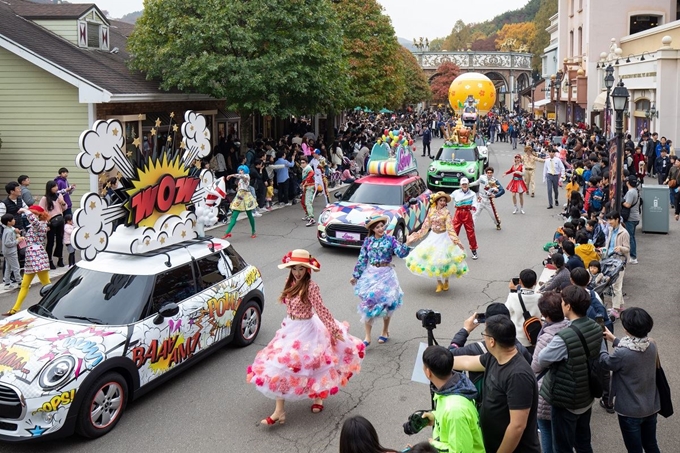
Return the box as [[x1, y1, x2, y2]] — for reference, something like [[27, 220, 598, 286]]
[[641, 184, 669, 233]]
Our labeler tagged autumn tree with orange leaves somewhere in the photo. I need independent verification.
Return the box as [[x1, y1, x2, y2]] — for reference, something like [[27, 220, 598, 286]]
[[430, 61, 461, 102], [495, 22, 537, 51]]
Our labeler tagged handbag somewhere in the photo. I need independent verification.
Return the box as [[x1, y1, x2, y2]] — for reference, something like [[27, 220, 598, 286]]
[[656, 352, 674, 418], [517, 290, 541, 346], [621, 191, 638, 222], [669, 179, 678, 188], [49, 214, 65, 229]]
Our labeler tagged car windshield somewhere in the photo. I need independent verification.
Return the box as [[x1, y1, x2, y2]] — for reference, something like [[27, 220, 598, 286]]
[[341, 182, 402, 206], [28, 267, 154, 325], [438, 147, 477, 162]]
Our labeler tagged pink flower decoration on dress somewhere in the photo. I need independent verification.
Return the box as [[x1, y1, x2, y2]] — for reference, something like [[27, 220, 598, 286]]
[[255, 377, 265, 386], [330, 386, 339, 396], [292, 340, 301, 350]]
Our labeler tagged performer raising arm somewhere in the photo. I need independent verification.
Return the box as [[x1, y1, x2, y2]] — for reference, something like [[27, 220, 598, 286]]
[[451, 178, 479, 259], [504, 154, 528, 214]]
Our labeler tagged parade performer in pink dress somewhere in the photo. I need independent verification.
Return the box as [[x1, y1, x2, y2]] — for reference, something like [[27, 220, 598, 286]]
[[247, 249, 364, 426], [504, 154, 528, 214], [351, 215, 412, 346], [451, 178, 479, 259], [406, 192, 468, 293]]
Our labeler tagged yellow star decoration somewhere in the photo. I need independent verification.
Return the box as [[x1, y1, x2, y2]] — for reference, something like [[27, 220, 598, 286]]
[[126, 151, 133, 157], [160, 237, 166, 244], [180, 141, 186, 149], [89, 201, 96, 209], [145, 239, 150, 246], [94, 152, 101, 159], [84, 233, 90, 239], [151, 128, 157, 136], [163, 223, 169, 230], [200, 144, 205, 151], [170, 112, 175, 118], [155, 118, 162, 127], [138, 113, 143, 119], [99, 237, 105, 244], [132, 137, 141, 148], [172, 125, 178, 132], [112, 128, 119, 136], [181, 230, 186, 238], [190, 126, 194, 131], [204, 131, 209, 137], [167, 136, 172, 142]]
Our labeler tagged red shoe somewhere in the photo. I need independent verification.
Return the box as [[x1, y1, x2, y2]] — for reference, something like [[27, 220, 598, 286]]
[[251, 234, 257, 238], [260, 413, 286, 425], [222, 233, 232, 239], [311, 403, 324, 413]]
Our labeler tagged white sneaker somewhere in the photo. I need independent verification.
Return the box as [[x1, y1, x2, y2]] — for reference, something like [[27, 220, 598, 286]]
[[471, 251, 478, 260], [512, 207, 517, 214], [253, 211, 262, 217], [284, 202, 292, 206], [629, 258, 638, 264], [306, 219, 316, 227], [521, 209, 525, 214]]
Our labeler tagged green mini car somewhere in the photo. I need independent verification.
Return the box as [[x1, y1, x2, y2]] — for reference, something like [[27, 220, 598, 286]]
[[426, 142, 487, 192]]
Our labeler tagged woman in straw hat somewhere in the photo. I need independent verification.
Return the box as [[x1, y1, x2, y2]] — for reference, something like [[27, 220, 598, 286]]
[[406, 192, 468, 292], [5, 205, 51, 316], [248, 249, 364, 426], [350, 215, 412, 346]]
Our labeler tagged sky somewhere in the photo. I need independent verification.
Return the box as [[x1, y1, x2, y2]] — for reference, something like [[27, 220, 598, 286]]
[[71, 0, 530, 40]]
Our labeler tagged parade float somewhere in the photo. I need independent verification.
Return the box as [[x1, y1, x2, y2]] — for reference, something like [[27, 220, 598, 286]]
[[426, 73, 495, 191]]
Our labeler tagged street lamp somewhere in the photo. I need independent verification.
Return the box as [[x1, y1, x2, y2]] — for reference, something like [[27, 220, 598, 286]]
[[604, 64, 615, 137], [645, 102, 659, 119], [611, 79, 630, 213], [555, 70, 563, 124]]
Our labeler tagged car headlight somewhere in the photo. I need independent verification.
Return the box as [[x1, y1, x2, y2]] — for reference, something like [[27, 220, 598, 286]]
[[39, 355, 75, 390], [428, 166, 435, 173], [319, 211, 330, 224], [466, 166, 477, 175]]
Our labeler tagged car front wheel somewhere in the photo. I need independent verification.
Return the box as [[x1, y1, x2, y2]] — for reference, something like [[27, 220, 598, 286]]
[[393, 225, 406, 244], [76, 372, 128, 439], [233, 300, 261, 347]]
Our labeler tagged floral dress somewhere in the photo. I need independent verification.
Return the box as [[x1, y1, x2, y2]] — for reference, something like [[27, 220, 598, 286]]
[[23, 212, 50, 274], [352, 235, 411, 323], [229, 174, 257, 212], [247, 281, 364, 401], [406, 207, 468, 279]]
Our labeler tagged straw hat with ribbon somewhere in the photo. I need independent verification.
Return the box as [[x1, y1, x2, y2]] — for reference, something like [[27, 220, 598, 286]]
[[430, 191, 451, 206], [278, 249, 321, 272], [365, 214, 389, 230]]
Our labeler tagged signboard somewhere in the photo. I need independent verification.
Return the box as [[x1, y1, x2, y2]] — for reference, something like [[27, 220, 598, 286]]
[[73, 111, 220, 260]]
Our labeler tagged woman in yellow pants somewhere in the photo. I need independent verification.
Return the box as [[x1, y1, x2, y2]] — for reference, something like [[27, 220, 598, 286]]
[[4, 205, 51, 316]]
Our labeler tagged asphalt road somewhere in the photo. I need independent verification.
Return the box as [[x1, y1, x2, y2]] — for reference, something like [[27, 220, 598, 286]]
[[0, 137, 678, 453]]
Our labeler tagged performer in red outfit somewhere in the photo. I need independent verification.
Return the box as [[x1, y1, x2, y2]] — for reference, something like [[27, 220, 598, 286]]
[[247, 249, 364, 426], [504, 154, 528, 214], [451, 178, 479, 259]]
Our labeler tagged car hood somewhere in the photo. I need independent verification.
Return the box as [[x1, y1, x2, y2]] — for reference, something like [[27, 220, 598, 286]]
[[0, 312, 129, 396], [320, 203, 397, 228]]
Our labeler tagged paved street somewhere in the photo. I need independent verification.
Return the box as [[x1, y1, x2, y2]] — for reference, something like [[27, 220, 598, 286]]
[[0, 137, 678, 452]]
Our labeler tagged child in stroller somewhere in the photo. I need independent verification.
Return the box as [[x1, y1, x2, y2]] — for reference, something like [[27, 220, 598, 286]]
[[588, 256, 625, 306]]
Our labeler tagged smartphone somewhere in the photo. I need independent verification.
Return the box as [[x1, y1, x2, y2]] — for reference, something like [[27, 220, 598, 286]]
[[512, 277, 520, 285], [474, 313, 486, 324]]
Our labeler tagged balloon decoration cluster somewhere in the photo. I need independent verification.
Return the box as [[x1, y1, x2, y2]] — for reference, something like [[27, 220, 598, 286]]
[[376, 128, 416, 152]]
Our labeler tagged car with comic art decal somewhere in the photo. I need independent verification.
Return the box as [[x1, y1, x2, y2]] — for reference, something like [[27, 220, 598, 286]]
[[317, 174, 430, 248], [0, 238, 264, 441]]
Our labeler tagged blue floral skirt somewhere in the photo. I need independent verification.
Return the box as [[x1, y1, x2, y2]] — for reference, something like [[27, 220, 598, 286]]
[[355, 265, 403, 323]]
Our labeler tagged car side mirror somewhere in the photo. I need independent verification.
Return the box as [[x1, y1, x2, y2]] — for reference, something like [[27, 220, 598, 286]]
[[408, 197, 418, 205], [153, 303, 180, 325], [39, 284, 54, 297], [334, 192, 343, 200]]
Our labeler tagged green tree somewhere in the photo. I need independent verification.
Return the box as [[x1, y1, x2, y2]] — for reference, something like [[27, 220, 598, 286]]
[[397, 47, 431, 104], [128, 0, 349, 118], [332, 0, 403, 110]]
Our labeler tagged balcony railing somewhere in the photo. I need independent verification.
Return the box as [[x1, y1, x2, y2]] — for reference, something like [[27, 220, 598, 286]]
[[414, 51, 533, 70]]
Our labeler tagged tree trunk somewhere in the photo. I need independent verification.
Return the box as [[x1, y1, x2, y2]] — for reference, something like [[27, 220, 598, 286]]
[[325, 110, 336, 146], [239, 112, 253, 158]]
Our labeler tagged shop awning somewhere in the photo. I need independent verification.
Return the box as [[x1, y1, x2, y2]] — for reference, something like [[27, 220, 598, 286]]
[[532, 98, 551, 108], [592, 91, 607, 111]]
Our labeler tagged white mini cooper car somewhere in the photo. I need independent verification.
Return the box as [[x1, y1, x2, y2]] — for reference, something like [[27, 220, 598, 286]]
[[0, 238, 264, 441]]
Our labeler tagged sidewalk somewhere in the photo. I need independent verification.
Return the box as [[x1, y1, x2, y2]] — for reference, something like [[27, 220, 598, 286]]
[[0, 264, 70, 296]]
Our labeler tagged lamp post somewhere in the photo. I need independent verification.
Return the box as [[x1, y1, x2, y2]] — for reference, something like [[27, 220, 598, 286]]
[[604, 65, 615, 138], [611, 80, 630, 213], [555, 70, 563, 124], [645, 102, 659, 131]]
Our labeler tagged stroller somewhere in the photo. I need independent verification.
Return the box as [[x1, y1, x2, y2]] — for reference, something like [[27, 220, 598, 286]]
[[590, 255, 626, 300]]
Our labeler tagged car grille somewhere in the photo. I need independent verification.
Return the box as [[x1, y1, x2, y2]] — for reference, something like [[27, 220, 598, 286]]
[[325, 224, 368, 244], [0, 421, 17, 431], [0, 385, 23, 419], [441, 171, 465, 178]]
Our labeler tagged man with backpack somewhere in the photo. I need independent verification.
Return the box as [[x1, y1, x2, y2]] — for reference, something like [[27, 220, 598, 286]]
[[505, 269, 542, 353], [537, 285, 603, 453]]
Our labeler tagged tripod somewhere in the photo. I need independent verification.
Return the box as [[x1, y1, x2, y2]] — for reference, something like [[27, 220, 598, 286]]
[[423, 322, 438, 410]]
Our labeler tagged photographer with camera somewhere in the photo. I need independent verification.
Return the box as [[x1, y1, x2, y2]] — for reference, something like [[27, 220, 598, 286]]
[[413, 346, 485, 453], [452, 315, 541, 453]]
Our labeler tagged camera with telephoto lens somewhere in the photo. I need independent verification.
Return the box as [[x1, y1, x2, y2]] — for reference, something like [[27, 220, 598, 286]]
[[402, 410, 430, 435], [416, 309, 441, 329]]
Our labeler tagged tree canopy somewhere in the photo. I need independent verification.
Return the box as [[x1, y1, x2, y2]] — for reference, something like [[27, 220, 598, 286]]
[[430, 62, 461, 102], [127, 0, 349, 117], [397, 46, 432, 105], [495, 22, 537, 52]]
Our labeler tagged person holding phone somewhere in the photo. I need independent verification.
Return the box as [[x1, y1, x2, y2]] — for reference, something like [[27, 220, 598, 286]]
[[54, 167, 75, 217], [505, 269, 542, 351]]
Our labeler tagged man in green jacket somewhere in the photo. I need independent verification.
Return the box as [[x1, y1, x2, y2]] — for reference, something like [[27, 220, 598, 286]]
[[421, 345, 485, 453]]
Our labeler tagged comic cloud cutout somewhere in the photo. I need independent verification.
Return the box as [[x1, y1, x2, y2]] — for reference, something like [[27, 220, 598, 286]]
[[181, 110, 211, 165], [72, 193, 125, 261], [77, 119, 135, 179], [130, 212, 197, 254]]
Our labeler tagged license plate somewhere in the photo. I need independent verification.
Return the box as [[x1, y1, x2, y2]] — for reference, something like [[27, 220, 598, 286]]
[[337, 231, 360, 241], [443, 178, 458, 183]]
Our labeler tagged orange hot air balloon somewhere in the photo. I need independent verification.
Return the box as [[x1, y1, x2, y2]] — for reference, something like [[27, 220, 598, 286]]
[[448, 72, 497, 114]]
